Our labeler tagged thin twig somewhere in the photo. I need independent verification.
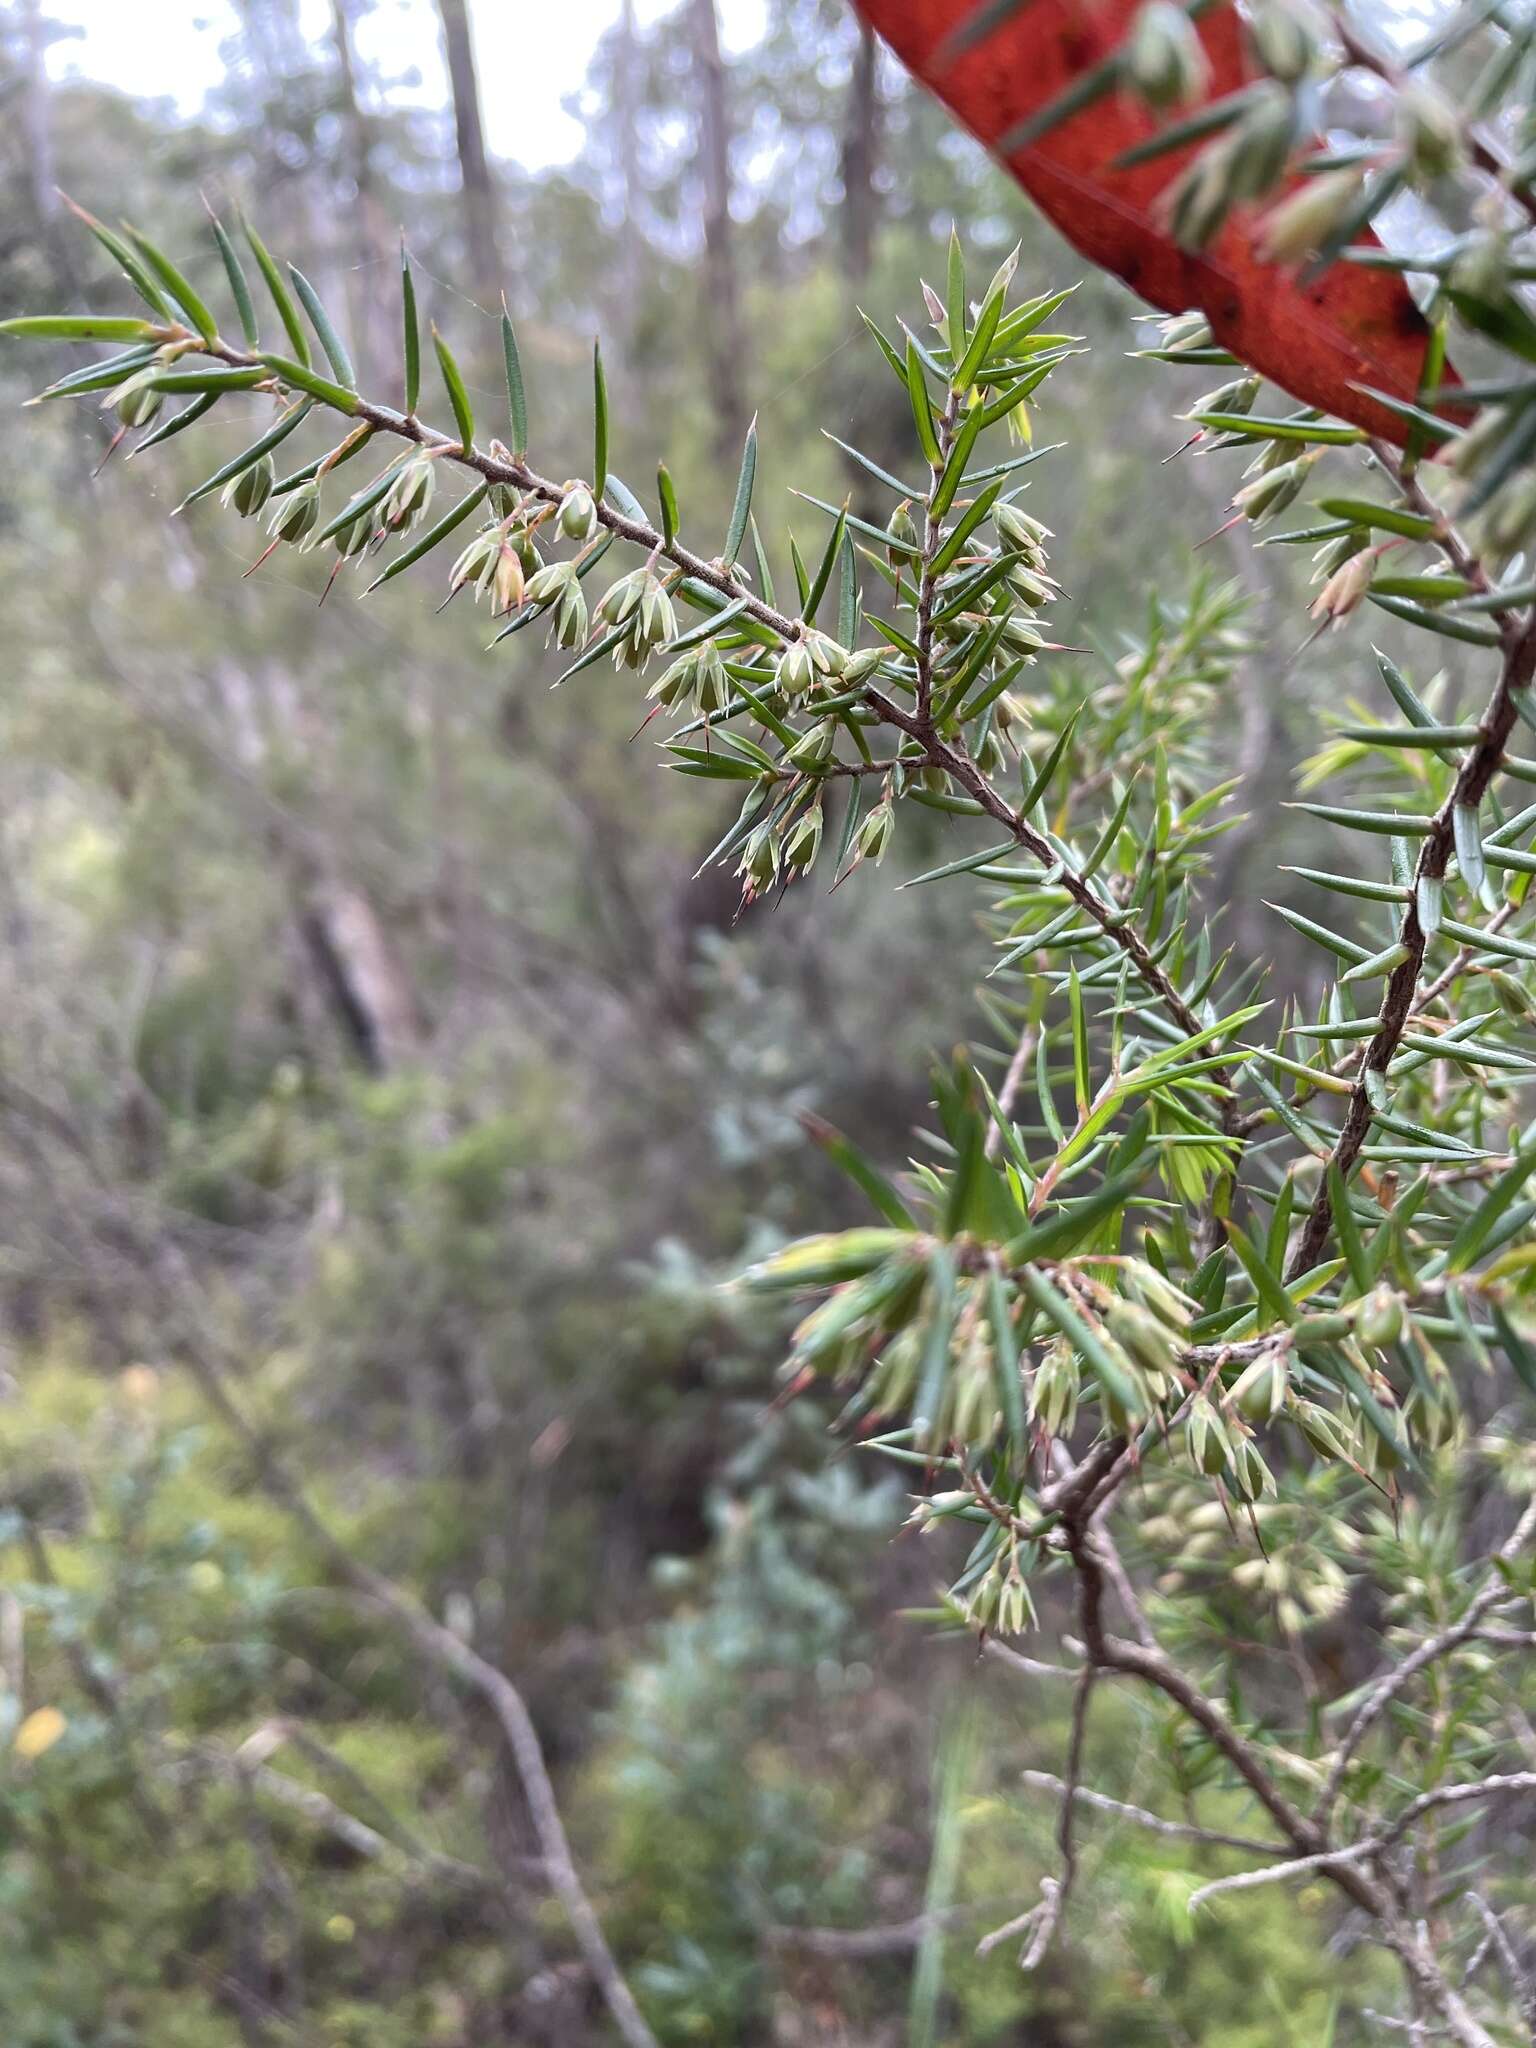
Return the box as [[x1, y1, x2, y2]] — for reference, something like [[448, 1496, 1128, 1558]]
[[1317, 1495, 1536, 1828], [1188, 1842, 1374, 1909], [1287, 604, 1536, 1279], [1018, 1770, 1285, 1856], [981, 1639, 1081, 1683], [1468, 1893, 1536, 2040], [765, 1906, 978, 1957]]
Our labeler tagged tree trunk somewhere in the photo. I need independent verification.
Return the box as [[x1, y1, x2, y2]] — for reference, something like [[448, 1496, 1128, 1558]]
[[327, 0, 397, 392], [19, 0, 80, 299], [298, 875, 423, 1073], [836, 20, 884, 513], [688, 0, 748, 462], [841, 20, 880, 284], [435, 0, 501, 294], [612, 0, 647, 313]]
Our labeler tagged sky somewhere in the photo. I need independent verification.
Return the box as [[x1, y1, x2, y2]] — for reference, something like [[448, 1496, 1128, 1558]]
[[45, 0, 769, 170]]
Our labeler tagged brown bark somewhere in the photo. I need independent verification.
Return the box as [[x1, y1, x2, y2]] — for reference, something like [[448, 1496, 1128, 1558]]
[[298, 875, 423, 1073], [435, 0, 501, 292], [688, 0, 748, 460]]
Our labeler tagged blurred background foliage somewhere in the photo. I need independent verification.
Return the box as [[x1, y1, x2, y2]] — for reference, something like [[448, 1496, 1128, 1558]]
[[0, 0, 1519, 2041]]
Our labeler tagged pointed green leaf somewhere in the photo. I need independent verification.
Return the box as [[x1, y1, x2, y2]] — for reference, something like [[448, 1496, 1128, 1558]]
[[905, 334, 941, 468], [657, 463, 680, 549], [932, 615, 1011, 724], [592, 337, 608, 500], [0, 314, 159, 342], [801, 1113, 914, 1228], [174, 397, 314, 512], [1268, 903, 1371, 964], [915, 1247, 957, 1447], [1368, 594, 1502, 646], [1226, 1221, 1297, 1328], [287, 265, 355, 388], [792, 491, 923, 560], [1446, 1123, 1536, 1272], [803, 501, 848, 625], [821, 431, 922, 499], [364, 481, 488, 592], [1196, 412, 1362, 444], [1067, 966, 1090, 1118], [431, 326, 474, 451], [1327, 1164, 1371, 1295], [1417, 873, 1443, 935], [1112, 85, 1258, 168], [313, 458, 408, 546], [953, 284, 1008, 393], [259, 351, 359, 414], [1339, 940, 1411, 985], [1453, 801, 1486, 893], [929, 477, 1003, 579], [900, 838, 1019, 889], [956, 653, 1029, 726], [996, 45, 1119, 153], [208, 210, 258, 346], [838, 529, 859, 651], [858, 306, 908, 384], [936, 0, 1036, 63], [722, 414, 758, 566], [239, 217, 309, 365], [145, 365, 264, 394], [400, 245, 420, 414], [984, 1266, 1026, 1442], [1082, 773, 1139, 881], [665, 594, 751, 652], [121, 223, 219, 344], [945, 228, 966, 355], [127, 390, 219, 455], [1020, 709, 1081, 815], [1280, 866, 1408, 905], [1316, 496, 1441, 539], [490, 305, 526, 458], [59, 197, 172, 319], [30, 343, 158, 400], [931, 403, 989, 522], [1293, 802, 1436, 836], [1439, 917, 1536, 962], [1332, 722, 1483, 750]]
